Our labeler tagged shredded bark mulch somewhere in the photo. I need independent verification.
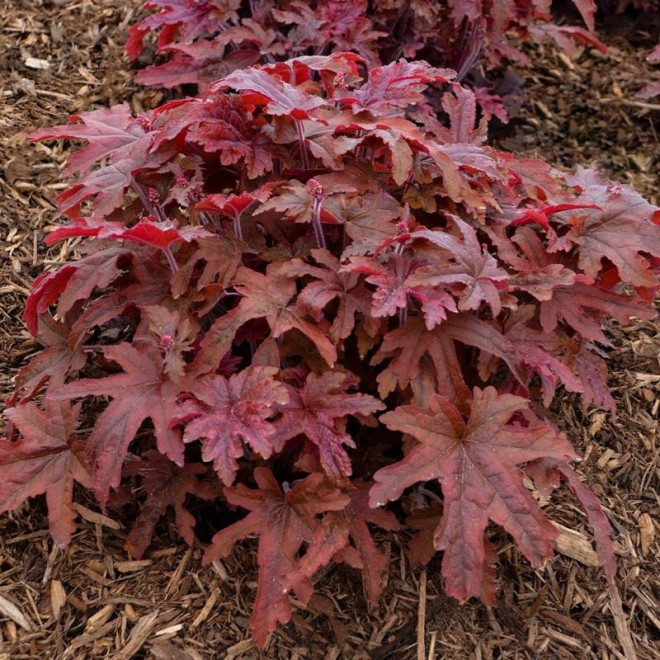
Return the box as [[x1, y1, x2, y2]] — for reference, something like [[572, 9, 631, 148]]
[[0, 2, 658, 658]]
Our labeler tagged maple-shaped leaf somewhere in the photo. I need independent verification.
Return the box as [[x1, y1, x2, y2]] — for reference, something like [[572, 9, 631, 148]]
[[282, 248, 372, 342], [203, 469, 349, 646], [31, 105, 175, 215], [501, 306, 585, 407], [9, 316, 86, 404], [212, 67, 327, 119], [24, 246, 131, 335], [49, 343, 185, 507], [282, 480, 400, 609], [195, 264, 338, 371], [371, 387, 579, 601], [374, 315, 525, 406], [336, 59, 454, 115], [556, 168, 660, 288], [126, 0, 238, 59], [0, 400, 91, 547], [171, 233, 248, 296], [539, 278, 656, 343], [123, 451, 217, 559], [346, 253, 457, 329], [404, 220, 510, 317], [180, 366, 289, 485], [526, 457, 616, 582], [272, 372, 384, 483]]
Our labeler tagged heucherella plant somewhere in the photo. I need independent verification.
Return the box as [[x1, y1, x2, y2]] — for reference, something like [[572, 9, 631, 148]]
[[2, 53, 658, 645]]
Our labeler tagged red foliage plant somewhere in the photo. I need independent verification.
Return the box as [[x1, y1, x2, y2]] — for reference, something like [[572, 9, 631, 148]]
[[2, 53, 659, 645], [126, 0, 605, 101]]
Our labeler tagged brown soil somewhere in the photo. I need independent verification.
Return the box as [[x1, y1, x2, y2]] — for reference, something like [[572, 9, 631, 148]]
[[0, 3, 658, 659]]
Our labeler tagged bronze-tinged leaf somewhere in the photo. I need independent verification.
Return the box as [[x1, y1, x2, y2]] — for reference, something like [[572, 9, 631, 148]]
[[371, 387, 578, 602], [124, 451, 216, 559], [282, 479, 400, 609], [196, 264, 337, 371], [49, 343, 185, 507], [0, 400, 91, 547], [203, 469, 349, 647]]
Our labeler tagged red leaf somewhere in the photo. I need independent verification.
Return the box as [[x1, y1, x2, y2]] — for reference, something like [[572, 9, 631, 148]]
[[273, 372, 384, 483], [283, 480, 400, 609], [49, 343, 185, 507], [282, 248, 373, 342], [24, 247, 130, 335], [181, 366, 289, 485], [558, 168, 660, 288], [203, 469, 349, 646], [124, 451, 216, 559], [0, 400, 91, 547], [9, 316, 86, 404], [539, 279, 656, 343], [371, 387, 578, 601], [196, 264, 338, 371], [47, 216, 212, 251], [213, 67, 327, 119], [126, 0, 235, 60], [31, 105, 174, 215], [336, 59, 454, 115]]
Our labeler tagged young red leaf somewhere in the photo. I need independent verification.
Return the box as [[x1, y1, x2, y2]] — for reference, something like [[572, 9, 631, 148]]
[[371, 387, 578, 602], [213, 67, 327, 119], [203, 469, 350, 646], [335, 59, 454, 115], [180, 366, 289, 485], [0, 400, 91, 547], [272, 372, 385, 483], [124, 451, 217, 559], [49, 343, 185, 507]]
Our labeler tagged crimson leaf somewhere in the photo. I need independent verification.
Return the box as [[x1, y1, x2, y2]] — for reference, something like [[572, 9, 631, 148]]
[[0, 400, 91, 547], [203, 469, 349, 646], [371, 387, 578, 602]]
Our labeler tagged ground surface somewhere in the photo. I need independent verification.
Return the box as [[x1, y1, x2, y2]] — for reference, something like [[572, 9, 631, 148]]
[[0, 2, 658, 658]]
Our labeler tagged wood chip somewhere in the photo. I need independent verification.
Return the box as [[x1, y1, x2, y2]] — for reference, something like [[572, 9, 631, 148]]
[[112, 610, 160, 660], [190, 591, 218, 629], [74, 502, 122, 530], [24, 57, 50, 70], [0, 593, 33, 631], [551, 522, 600, 567], [50, 579, 66, 621], [637, 513, 655, 556], [417, 569, 427, 660]]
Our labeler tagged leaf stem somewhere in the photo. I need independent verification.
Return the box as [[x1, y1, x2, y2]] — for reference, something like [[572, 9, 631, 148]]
[[295, 119, 309, 170]]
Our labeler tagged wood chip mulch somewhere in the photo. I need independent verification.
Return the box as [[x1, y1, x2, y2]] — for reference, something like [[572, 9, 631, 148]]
[[1, 2, 658, 658]]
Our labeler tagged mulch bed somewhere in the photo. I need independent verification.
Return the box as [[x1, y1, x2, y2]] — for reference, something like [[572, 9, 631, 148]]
[[0, 3, 658, 658]]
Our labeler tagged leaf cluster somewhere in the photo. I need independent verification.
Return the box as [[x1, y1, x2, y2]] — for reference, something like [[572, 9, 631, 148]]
[[2, 45, 659, 646]]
